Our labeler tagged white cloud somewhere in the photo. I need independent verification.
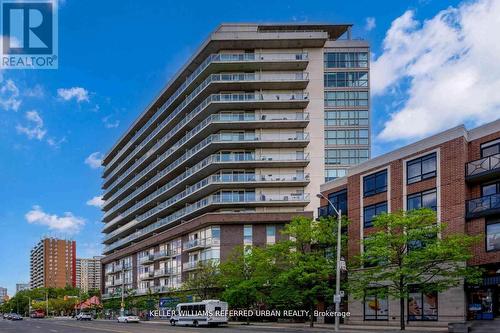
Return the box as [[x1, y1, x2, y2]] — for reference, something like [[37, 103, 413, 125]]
[[24, 84, 44, 98], [365, 17, 376, 31], [102, 115, 119, 128], [25, 205, 85, 234], [373, 0, 500, 141], [57, 87, 89, 102], [0, 79, 21, 111], [16, 110, 47, 140], [46, 136, 67, 148], [86, 195, 104, 208], [85, 151, 103, 169]]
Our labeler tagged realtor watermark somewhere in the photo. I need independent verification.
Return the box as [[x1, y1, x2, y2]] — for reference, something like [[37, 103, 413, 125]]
[[149, 309, 351, 318], [1, 0, 58, 69]]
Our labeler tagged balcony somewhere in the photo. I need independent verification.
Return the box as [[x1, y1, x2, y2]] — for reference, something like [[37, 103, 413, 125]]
[[103, 192, 310, 254], [466, 153, 500, 183], [466, 193, 500, 219], [113, 279, 123, 286], [102, 91, 310, 200], [103, 52, 309, 175], [104, 280, 113, 287], [138, 254, 155, 265], [139, 271, 155, 280], [154, 268, 173, 277], [153, 249, 179, 261], [183, 238, 220, 252], [153, 285, 171, 293], [102, 70, 309, 189], [103, 132, 310, 221], [102, 154, 309, 234], [103, 173, 310, 239]]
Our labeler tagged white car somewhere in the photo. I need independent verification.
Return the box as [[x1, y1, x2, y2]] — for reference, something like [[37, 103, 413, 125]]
[[76, 313, 92, 321], [117, 314, 140, 323]]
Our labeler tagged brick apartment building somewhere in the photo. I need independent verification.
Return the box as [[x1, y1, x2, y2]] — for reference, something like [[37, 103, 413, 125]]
[[30, 238, 76, 289], [319, 119, 500, 325]]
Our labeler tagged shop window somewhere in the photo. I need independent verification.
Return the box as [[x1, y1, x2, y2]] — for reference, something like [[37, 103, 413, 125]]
[[486, 218, 500, 252], [408, 286, 438, 321], [364, 288, 389, 320]]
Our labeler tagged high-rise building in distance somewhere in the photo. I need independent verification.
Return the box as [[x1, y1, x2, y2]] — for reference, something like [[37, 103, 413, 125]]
[[15, 283, 29, 294], [30, 238, 76, 289], [76, 256, 102, 292], [100, 23, 369, 298]]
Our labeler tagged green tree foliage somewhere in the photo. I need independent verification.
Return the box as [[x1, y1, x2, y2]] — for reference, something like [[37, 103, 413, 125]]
[[348, 209, 481, 330], [182, 260, 221, 300]]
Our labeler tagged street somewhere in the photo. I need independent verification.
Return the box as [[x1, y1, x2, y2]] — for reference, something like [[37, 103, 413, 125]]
[[0, 318, 341, 333]]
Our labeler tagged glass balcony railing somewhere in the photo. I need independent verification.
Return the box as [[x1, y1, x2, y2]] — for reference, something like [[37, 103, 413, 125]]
[[104, 124, 309, 211], [104, 192, 310, 253], [466, 193, 500, 218], [103, 153, 309, 225], [154, 268, 173, 277], [103, 71, 309, 184], [103, 111, 308, 207], [466, 153, 500, 179], [183, 237, 220, 251], [103, 91, 309, 199], [105, 52, 308, 173], [104, 172, 310, 240]]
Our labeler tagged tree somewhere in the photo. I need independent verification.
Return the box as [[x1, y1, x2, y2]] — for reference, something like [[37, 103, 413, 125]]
[[219, 246, 275, 324], [348, 209, 481, 330], [266, 215, 346, 327], [182, 260, 221, 300]]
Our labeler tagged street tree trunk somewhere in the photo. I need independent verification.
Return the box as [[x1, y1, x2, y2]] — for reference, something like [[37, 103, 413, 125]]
[[400, 296, 405, 331], [310, 304, 314, 327]]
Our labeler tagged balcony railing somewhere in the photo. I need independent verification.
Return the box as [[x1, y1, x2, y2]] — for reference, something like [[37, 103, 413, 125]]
[[104, 192, 310, 253], [104, 52, 308, 173], [104, 172, 310, 241], [154, 268, 173, 277], [103, 90, 309, 198], [138, 254, 155, 264], [466, 193, 500, 219], [183, 237, 220, 251], [102, 152, 309, 232], [139, 271, 155, 280], [103, 70, 309, 185], [103, 110, 309, 213], [466, 153, 500, 181]]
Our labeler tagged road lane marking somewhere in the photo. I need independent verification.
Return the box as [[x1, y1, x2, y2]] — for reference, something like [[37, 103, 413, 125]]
[[50, 322, 131, 333]]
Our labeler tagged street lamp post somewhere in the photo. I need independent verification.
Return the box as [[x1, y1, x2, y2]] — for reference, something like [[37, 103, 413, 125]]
[[317, 193, 342, 332], [120, 266, 125, 317]]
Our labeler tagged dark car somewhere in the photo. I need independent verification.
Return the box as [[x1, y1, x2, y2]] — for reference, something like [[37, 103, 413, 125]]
[[10, 314, 23, 321]]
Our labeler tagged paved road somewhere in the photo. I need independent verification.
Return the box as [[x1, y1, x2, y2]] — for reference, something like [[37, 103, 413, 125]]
[[0, 318, 336, 333]]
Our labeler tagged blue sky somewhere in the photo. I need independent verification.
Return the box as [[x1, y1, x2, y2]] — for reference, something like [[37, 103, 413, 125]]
[[1, 0, 499, 296]]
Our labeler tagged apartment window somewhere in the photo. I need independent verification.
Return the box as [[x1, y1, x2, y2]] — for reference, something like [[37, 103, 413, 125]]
[[325, 91, 369, 107], [326, 149, 369, 166], [481, 140, 500, 158], [407, 189, 437, 211], [486, 218, 500, 252], [482, 181, 500, 196], [364, 288, 389, 320], [363, 170, 387, 197], [325, 110, 369, 126], [243, 225, 252, 246], [408, 286, 438, 321], [266, 225, 276, 245], [325, 169, 347, 182], [364, 202, 388, 228], [325, 129, 369, 145], [324, 52, 369, 68], [324, 72, 369, 87], [407, 153, 437, 184], [319, 189, 348, 217]]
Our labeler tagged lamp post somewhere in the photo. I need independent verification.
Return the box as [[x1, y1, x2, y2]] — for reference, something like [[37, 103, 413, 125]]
[[120, 266, 125, 317], [317, 193, 342, 332]]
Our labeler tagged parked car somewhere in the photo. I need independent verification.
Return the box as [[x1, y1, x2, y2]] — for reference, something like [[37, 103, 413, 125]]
[[10, 314, 23, 321], [76, 312, 92, 321], [30, 310, 45, 318], [117, 314, 140, 323], [3, 313, 13, 320]]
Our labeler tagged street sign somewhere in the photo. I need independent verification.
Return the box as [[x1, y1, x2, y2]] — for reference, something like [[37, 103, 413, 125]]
[[339, 290, 345, 297], [334, 295, 341, 303]]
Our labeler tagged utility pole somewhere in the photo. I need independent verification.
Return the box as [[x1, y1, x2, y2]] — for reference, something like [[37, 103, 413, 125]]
[[120, 266, 125, 317], [45, 290, 49, 317], [317, 193, 342, 332]]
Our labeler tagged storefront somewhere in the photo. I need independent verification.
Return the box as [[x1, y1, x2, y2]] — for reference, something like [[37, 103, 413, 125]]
[[466, 266, 500, 320]]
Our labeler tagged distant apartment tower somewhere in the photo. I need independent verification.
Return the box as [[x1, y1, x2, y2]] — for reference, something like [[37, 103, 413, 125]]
[[100, 23, 369, 298], [0, 287, 7, 304], [29, 238, 76, 289], [15, 283, 29, 293], [76, 256, 102, 292]]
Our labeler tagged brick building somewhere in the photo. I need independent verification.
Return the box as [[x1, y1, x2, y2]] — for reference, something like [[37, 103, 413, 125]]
[[30, 238, 76, 289], [319, 119, 500, 325]]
